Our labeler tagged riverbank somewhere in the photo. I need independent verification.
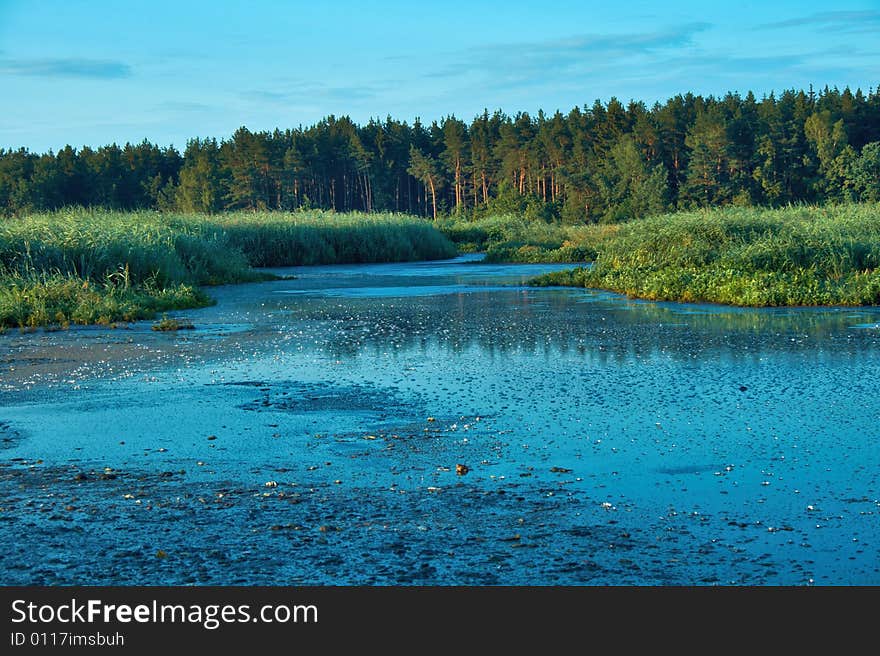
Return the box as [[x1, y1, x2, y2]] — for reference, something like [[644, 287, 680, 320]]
[[4, 204, 879, 329], [435, 214, 611, 263], [0, 209, 456, 328], [529, 204, 880, 306]]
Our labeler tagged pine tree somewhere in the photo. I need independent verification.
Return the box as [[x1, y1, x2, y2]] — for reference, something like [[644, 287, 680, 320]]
[[407, 146, 444, 220], [683, 110, 731, 207]]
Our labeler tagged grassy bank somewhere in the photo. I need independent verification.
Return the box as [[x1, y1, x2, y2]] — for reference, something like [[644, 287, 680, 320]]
[[531, 204, 880, 306], [0, 209, 456, 327], [434, 214, 613, 263]]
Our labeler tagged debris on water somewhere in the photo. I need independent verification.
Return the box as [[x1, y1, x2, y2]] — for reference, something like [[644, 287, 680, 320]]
[[455, 464, 470, 475], [739, 385, 748, 392], [152, 317, 194, 332], [207, 435, 217, 441], [427, 417, 436, 422], [155, 550, 168, 559], [265, 481, 278, 488], [550, 466, 572, 473]]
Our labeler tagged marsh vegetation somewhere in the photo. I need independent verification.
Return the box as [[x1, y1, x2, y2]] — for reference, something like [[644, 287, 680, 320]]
[[0, 209, 455, 327], [531, 203, 880, 306]]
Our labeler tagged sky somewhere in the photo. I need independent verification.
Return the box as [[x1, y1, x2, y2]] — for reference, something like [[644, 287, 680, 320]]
[[1, 0, 878, 152]]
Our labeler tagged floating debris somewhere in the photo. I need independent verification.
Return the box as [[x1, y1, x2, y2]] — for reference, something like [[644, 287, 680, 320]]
[[151, 317, 195, 332]]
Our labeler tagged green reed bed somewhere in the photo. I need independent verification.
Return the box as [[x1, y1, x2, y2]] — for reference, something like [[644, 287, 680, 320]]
[[207, 210, 456, 267], [531, 204, 880, 306], [0, 208, 456, 327], [435, 214, 614, 263]]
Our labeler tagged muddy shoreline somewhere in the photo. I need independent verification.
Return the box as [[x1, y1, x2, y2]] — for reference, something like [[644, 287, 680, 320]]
[[0, 457, 816, 586]]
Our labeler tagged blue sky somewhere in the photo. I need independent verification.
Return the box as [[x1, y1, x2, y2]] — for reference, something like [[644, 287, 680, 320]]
[[1, 0, 878, 152]]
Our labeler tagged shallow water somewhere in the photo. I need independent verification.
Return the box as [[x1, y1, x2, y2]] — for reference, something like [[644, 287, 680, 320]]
[[1, 254, 879, 585]]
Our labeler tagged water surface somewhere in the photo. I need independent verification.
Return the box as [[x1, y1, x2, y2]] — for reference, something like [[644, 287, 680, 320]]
[[1, 255, 878, 585]]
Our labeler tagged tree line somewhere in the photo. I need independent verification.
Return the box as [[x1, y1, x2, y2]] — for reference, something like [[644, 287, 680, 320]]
[[1, 85, 879, 222]]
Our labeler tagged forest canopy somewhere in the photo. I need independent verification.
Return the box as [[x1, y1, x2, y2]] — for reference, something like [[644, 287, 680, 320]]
[[1, 85, 878, 222]]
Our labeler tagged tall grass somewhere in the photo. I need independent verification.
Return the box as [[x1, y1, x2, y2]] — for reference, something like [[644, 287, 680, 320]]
[[531, 204, 880, 306], [0, 208, 456, 327], [206, 210, 456, 266], [435, 214, 613, 262]]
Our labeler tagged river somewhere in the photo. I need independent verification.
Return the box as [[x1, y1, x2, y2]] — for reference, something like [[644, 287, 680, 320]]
[[1, 254, 878, 584]]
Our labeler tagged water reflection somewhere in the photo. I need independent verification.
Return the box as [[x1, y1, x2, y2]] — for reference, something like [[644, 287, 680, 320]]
[[277, 288, 880, 364]]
